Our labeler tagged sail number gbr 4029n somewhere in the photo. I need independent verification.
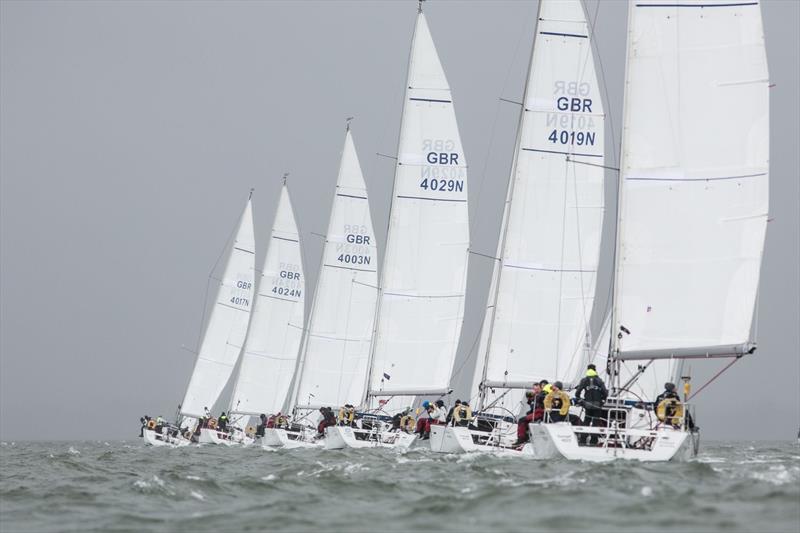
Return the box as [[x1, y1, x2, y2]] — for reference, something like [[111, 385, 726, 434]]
[[419, 138, 464, 193]]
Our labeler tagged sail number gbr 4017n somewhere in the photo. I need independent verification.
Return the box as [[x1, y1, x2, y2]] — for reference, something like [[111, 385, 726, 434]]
[[419, 138, 464, 194], [546, 81, 598, 148]]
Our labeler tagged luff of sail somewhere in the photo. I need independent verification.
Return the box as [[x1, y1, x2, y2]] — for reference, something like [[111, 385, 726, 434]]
[[291, 129, 378, 411], [180, 195, 256, 419], [367, 12, 469, 408], [473, 0, 605, 411], [229, 185, 305, 418], [612, 0, 769, 364]]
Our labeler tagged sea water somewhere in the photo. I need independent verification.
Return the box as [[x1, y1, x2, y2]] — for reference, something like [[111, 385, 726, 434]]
[[1, 440, 798, 532]]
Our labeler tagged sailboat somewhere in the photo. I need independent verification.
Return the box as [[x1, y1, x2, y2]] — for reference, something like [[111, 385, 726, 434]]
[[261, 125, 379, 449], [324, 3, 470, 450], [141, 192, 256, 447], [430, 0, 606, 454], [531, 0, 769, 461], [227, 181, 306, 447]]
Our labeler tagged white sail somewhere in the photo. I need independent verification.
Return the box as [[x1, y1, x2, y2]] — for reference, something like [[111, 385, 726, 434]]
[[180, 196, 256, 418], [612, 0, 769, 361], [367, 12, 469, 406], [292, 129, 378, 410], [229, 185, 305, 417], [474, 0, 605, 411]]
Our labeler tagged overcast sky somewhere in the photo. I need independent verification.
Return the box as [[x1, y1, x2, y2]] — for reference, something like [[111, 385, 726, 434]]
[[1, 0, 797, 441]]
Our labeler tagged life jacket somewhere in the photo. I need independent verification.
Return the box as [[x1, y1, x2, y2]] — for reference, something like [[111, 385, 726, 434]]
[[399, 414, 415, 432], [453, 405, 472, 424]]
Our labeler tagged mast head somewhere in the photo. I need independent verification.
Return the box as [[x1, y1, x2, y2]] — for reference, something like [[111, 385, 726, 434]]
[[282, 172, 289, 186], [418, 0, 424, 14], [248, 187, 254, 200], [345, 116, 354, 132]]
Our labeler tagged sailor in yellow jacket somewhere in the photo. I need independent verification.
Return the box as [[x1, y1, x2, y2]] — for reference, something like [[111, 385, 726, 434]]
[[543, 381, 571, 423]]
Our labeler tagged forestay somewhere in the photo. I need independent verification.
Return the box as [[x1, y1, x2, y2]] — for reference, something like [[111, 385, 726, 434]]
[[367, 12, 469, 407], [474, 0, 605, 411], [613, 0, 769, 360], [292, 129, 378, 411], [229, 185, 305, 418], [180, 196, 256, 419]]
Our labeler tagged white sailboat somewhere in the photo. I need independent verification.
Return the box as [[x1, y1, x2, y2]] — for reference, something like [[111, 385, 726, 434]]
[[142, 192, 256, 447], [263, 125, 379, 449], [227, 181, 306, 448], [325, 4, 469, 450], [533, 0, 770, 462], [431, 0, 606, 455]]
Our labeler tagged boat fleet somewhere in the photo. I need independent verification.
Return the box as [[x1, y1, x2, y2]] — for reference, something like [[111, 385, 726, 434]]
[[141, 0, 770, 462]]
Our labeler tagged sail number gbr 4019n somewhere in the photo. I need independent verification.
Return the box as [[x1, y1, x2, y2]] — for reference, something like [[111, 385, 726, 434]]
[[418, 138, 464, 194], [546, 81, 598, 147]]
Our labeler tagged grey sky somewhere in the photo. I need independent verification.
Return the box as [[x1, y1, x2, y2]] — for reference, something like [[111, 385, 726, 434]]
[[1, 0, 797, 441]]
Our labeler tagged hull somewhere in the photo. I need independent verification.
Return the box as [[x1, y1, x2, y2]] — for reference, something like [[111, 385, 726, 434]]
[[429, 425, 533, 456], [198, 428, 235, 446], [142, 428, 191, 448], [530, 422, 698, 462], [324, 425, 415, 450], [260, 428, 321, 449]]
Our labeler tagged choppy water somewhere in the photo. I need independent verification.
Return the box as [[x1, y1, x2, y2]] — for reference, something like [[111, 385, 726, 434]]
[[1, 440, 798, 532]]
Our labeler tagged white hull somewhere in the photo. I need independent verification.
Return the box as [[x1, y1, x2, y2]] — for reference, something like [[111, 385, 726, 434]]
[[529, 422, 697, 462], [429, 425, 533, 456], [198, 428, 235, 446], [324, 425, 415, 450], [142, 428, 191, 448], [260, 428, 321, 449]]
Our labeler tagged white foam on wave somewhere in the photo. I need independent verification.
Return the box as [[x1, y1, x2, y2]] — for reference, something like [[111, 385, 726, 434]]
[[749, 465, 800, 486], [641, 486, 653, 497], [186, 475, 203, 481], [190, 491, 205, 501], [261, 474, 277, 482], [68, 446, 80, 456]]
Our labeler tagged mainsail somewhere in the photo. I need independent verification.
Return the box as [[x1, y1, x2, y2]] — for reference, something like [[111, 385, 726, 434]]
[[180, 194, 256, 419], [611, 0, 769, 376], [366, 10, 469, 411], [472, 0, 605, 412], [229, 184, 305, 419], [291, 128, 378, 411]]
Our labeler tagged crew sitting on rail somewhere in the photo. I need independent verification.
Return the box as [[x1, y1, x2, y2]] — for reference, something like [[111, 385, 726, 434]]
[[446, 399, 462, 424], [338, 404, 356, 426], [574, 364, 608, 445], [515, 383, 546, 446], [544, 381, 571, 423], [256, 414, 267, 437], [432, 400, 447, 425], [452, 401, 473, 427], [317, 407, 337, 435], [654, 382, 684, 428], [415, 400, 434, 439]]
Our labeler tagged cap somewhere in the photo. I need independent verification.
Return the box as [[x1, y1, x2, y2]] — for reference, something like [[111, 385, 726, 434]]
[[421, 400, 430, 408], [665, 382, 676, 392], [587, 364, 597, 371], [553, 381, 564, 390]]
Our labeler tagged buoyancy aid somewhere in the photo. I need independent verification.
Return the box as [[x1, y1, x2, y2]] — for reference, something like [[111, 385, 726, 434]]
[[544, 391, 571, 416]]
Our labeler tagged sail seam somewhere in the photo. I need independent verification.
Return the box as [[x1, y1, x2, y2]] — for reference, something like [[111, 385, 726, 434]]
[[395, 195, 467, 203], [626, 172, 766, 182], [539, 31, 587, 39], [522, 147, 602, 158]]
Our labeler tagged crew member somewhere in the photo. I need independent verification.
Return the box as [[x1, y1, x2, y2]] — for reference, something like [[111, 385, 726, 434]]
[[317, 407, 336, 435], [431, 400, 447, 425], [217, 412, 228, 431], [574, 364, 608, 445], [515, 383, 546, 445], [415, 400, 433, 438], [452, 401, 473, 427], [338, 404, 356, 426], [654, 382, 682, 427], [446, 400, 462, 425], [256, 414, 267, 437], [544, 381, 570, 422]]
